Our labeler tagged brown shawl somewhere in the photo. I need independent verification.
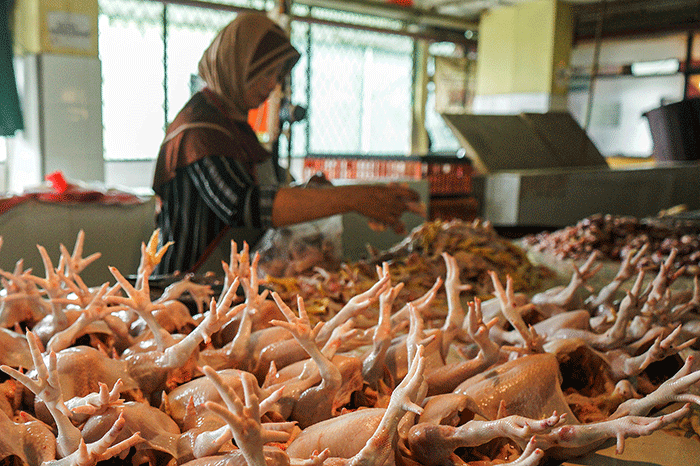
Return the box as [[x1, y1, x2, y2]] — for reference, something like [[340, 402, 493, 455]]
[[152, 11, 300, 193], [199, 11, 300, 122]]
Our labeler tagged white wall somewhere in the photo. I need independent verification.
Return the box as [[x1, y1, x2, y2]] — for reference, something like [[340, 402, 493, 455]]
[[568, 32, 692, 158], [568, 74, 685, 157], [0, 162, 6, 193], [104, 159, 156, 192]]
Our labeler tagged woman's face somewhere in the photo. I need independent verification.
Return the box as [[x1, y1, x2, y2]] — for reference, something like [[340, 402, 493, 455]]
[[244, 63, 285, 109]]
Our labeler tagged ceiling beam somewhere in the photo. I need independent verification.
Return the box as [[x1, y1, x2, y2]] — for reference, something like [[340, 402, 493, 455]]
[[573, 0, 700, 41], [293, 0, 479, 32]]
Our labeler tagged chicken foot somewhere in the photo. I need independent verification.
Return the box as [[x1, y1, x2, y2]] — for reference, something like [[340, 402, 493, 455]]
[[363, 279, 403, 388], [271, 293, 343, 428], [531, 251, 601, 316], [1, 330, 81, 458], [407, 411, 562, 466], [585, 244, 648, 311], [43, 412, 143, 466], [489, 272, 542, 354], [425, 298, 504, 396], [203, 366, 294, 466]]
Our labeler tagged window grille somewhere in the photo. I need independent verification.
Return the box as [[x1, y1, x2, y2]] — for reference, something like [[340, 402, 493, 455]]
[[98, 0, 463, 162]]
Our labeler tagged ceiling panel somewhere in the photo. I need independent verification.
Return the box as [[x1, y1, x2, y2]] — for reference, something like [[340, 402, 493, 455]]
[[310, 0, 700, 41]]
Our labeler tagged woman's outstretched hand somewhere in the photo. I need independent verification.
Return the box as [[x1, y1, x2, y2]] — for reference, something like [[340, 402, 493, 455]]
[[272, 181, 423, 234], [359, 183, 424, 234]]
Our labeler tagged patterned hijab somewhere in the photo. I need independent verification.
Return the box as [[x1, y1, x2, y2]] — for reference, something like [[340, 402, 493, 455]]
[[198, 11, 300, 122]]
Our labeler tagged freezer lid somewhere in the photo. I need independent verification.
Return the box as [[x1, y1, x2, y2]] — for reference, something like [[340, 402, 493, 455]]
[[441, 112, 608, 173]]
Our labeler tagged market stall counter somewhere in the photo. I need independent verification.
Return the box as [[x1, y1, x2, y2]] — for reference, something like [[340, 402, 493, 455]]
[[0, 180, 156, 286], [442, 112, 700, 229]]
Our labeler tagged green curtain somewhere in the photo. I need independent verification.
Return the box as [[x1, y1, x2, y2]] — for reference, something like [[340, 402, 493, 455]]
[[0, 0, 24, 136]]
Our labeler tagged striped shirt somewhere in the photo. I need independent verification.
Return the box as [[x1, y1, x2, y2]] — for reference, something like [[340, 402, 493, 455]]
[[153, 90, 280, 275], [154, 155, 278, 275]]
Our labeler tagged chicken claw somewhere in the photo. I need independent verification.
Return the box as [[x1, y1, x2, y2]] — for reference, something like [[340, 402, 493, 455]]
[[203, 365, 288, 466], [541, 403, 691, 455], [60, 230, 103, 277], [466, 297, 501, 366], [408, 411, 562, 466], [613, 355, 700, 417], [139, 229, 172, 278], [271, 293, 324, 345], [1, 331, 82, 457], [69, 379, 125, 417], [352, 346, 426, 466], [195, 277, 242, 345], [44, 413, 142, 466], [292, 449, 331, 466], [508, 437, 545, 466], [490, 272, 541, 353]]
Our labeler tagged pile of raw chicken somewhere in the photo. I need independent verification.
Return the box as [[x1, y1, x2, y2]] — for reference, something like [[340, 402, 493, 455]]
[[265, 219, 552, 319], [1, 223, 700, 466], [521, 212, 700, 275]]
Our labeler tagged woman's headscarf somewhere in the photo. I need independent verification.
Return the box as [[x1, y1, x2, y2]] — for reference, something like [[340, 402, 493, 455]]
[[152, 12, 300, 193], [198, 11, 300, 122]]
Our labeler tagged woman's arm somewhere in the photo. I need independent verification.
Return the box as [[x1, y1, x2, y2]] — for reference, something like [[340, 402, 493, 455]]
[[187, 155, 421, 233], [271, 183, 420, 233]]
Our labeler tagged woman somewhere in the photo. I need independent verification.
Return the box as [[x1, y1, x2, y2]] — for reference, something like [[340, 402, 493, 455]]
[[152, 11, 420, 275]]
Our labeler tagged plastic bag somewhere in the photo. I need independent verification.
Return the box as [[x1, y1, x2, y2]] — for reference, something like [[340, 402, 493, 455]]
[[255, 215, 343, 278]]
